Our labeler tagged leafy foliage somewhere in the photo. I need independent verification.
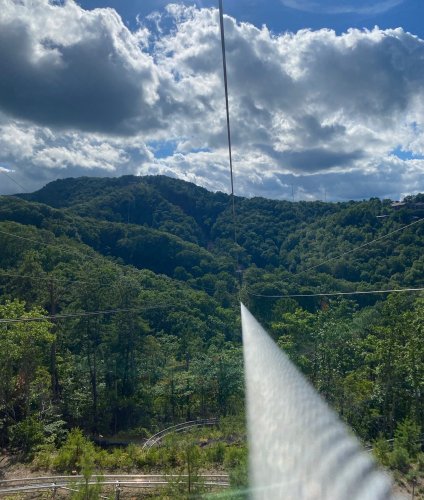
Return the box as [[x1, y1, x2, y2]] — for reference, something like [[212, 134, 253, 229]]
[[0, 176, 423, 479]]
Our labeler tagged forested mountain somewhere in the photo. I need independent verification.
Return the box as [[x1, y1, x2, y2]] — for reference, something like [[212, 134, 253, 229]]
[[1, 175, 423, 474]]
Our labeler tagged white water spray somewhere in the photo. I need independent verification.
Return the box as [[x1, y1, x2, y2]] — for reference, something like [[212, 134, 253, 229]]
[[241, 303, 395, 500]]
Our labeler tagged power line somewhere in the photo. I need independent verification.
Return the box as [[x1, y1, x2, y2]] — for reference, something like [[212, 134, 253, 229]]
[[218, 0, 237, 246], [0, 227, 125, 287], [0, 267, 222, 296], [293, 216, 424, 276], [0, 303, 177, 325], [0, 227, 116, 269], [0, 227, 225, 294], [245, 286, 424, 299], [0, 168, 228, 294], [0, 269, 108, 287], [0, 269, 151, 291], [0, 169, 27, 192], [0, 228, 57, 248], [0, 299, 242, 324], [2, 184, 422, 300], [244, 216, 424, 298]]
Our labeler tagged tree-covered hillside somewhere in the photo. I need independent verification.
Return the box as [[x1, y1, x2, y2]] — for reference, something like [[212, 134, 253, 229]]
[[1, 175, 423, 479]]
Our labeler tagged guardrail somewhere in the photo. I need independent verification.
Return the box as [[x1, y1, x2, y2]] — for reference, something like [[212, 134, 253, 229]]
[[142, 418, 219, 450], [0, 474, 229, 496]]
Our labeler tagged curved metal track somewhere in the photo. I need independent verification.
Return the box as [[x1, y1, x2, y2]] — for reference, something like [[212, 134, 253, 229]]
[[0, 473, 229, 496], [142, 418, 219, 451]]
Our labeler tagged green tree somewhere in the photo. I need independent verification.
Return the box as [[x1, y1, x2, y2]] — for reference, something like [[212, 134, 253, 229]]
[[0, 300, 52, 446]]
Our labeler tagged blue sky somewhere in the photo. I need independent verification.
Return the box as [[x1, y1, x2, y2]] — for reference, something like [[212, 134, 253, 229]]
[[0, 0, 424, 201], [79, 0, 424, 36]]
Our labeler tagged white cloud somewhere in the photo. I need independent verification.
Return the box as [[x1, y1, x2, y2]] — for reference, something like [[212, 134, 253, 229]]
[[0, 122, 40, 160], [0, 2, 423, 200], [0, 0, 161, 134]]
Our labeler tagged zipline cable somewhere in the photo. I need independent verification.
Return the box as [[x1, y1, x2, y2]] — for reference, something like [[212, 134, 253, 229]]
[[218, 0, 237, 246]]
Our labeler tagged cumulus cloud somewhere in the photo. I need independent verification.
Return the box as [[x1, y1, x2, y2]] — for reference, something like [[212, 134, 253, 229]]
[[0, 0, 161, 134], [0, 118, 153, 194], [0, 2, 423, 200], [149, 8, 424, 177]]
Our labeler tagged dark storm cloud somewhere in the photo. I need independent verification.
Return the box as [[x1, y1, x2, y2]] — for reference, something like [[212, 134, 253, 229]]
[[302, 31, 419, 122], [279, 148, 364, 172], [0, 5, 160, 135]]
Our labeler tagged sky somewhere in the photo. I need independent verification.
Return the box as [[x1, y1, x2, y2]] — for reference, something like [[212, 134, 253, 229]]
[[0, 0, 424, 201]]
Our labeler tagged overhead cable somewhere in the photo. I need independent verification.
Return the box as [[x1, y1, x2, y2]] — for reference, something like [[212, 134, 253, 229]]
[[0, 269, 111, 287], [0, 169, 27, 192], [0, 226, 158, 288], [244, 216, 424, 298], [0, 227, 103, 268], [293, 216, 424, 276], [218, 0, 237, 245], [241, 303, 394, 499], [0, 226, 221, 294], [246, 286, 424, 299], [0, 268, 219, 295], [0, 304, 176, 324]]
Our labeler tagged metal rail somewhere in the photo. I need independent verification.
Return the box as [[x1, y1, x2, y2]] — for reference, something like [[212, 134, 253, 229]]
[[0, 474, 229, 496], [0, 473, 229, 484], [142, 418, 219, 450]]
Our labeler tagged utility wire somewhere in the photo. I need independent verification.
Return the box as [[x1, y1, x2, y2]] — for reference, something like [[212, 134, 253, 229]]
[[218, 0, 237, 246], [0, 226, 146, 286], [0, 269, 110, 287], [293, 216, 424, 277], [246, 286, 424, 299], [0, 227, 123, 271], [0, 269, 156, 290], [0, 228, 57, 248], [1, 170, 226, 294], [2, 183, 422, 299], [1, 216, 422, 296], [0, 227, 226, 294], [0, 267, 220, 295], [0, 303, 178, 325], [244, 216, 424, 298], [0, 169, 27, 192]]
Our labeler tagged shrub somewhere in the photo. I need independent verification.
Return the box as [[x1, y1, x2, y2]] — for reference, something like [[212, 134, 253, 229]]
[[9, 417, 44, 454], [205, 442, 227, 465], [393, 418, 421, 459], [417, 452, 424, 472], [389, 446, 410, 473], [54, 428, 95, 472], [32, 443, 55, 470], [224, 446, 248, 490], [372, 435, 391, 467], [224, 446, 247, 469]]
